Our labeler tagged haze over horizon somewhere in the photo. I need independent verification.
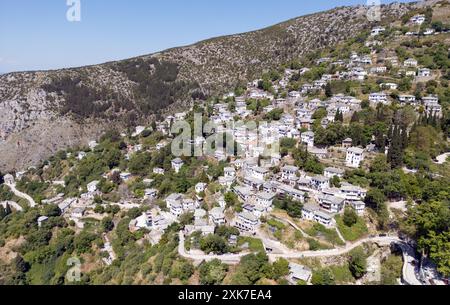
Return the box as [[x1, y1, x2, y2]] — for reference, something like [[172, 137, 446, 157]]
[[0, 0, 417, 73]]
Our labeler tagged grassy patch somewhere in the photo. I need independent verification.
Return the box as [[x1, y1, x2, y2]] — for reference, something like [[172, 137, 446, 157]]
[[380, 254, 403, 285], [307, 238, 333, 251], [266, 218, 286, 230], [335, 215, 368, 242], [305, 223, 345, 246], [330, 264, 354, 284], [237, 237, 265, 253]]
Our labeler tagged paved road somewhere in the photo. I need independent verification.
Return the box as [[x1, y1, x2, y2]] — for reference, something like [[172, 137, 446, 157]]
[[397, 242, 423, 285], [434, 152, 450, 164], [178, 232, 422, 285], [5, 182, 37, 208], [0, 200, 23, 212], [102, 234, 116, 266], [179, 231, 397, 263], [268, 236, 400, 259]]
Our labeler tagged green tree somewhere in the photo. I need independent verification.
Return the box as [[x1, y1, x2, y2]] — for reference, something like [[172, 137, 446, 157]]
[[343, 207, 358, 227], [199, 259, 229, 285], [349, 247, 367, 279], [272, 258, 290, 280], [311, 268, 335, 285], [200, 234, 228, 255], [101, 217, 114, 232]]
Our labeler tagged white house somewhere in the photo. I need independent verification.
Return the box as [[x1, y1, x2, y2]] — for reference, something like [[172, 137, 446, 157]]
[[423, 28, 435, 36], [170, 202, 184, 217], [209, 207, 226, 226], [3, 174, 14, 185], [166, 193, 183, 216], [314, 210, 334, 227], [281, 165, 299, 181], [302, 204, 333, 227], [318, 194, 345, 213], [422, 95, 439, 105], [288, 91, 301, 98], [340, 184, 367, 201], [301, 131, 315, 147], [88, 141, 98, 150], [171, 158, 184, 173], [195, 182, 207, 194], [153, 167, 165, 175], [77, 151, 87, 160], [119, 172, 132, 181], [371, 26, 386, 36], [218, 176, 235, 189], [346, 147, 364, 168], [301, 204, 317, 221], [410, 14, 425, 25], [310, 176, 330, 191], [255, 192, 275, 210], [37, 216, 49, 228], [370, 66, 387, 74], [233, 186, 254, 202], [224, 167, 236, 178], [398, 95, 416, 105], [182, 198, 197, 212], [418, 68, 431, 77], [380, 83, 398, 90], [324, 167, 345, 179], [249, 167, 270, 181], [87, 180, 99, 193], [144, 188, 158, 199], [350, 201, 366, 216], [288, 263, 312, 284], [233, 211, 259, 234], [71, 207, 86, 219], [369, 92, 388, 104], [404, 58, 418, 67]]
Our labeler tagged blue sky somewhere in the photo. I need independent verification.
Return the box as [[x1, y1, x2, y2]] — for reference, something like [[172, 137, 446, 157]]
[[0, 0, 415, 73]]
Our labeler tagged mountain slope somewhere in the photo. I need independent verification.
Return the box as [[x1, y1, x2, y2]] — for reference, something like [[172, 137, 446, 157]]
[[0, 1, 431, 172]]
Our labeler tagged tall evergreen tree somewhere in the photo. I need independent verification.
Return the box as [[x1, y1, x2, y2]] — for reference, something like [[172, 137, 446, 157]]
[[388, 125, 404, 169], [351, 111, 360, 123], [0, 206, 6, 220], [375, 130, 385, 151], [325, 83, 333, 98], [4, 203, 12, 216], [335, 110, 343, 122]]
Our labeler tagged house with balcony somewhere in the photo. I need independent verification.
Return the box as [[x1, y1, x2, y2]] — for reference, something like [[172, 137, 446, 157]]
[[301, 131, 315, 147], [318, 194, 345, 213], [171, 158, 184, 173], [324, 167, 345, 179], [310, 175, 330, 191], [233, 211, 260, 234], [209, 207, 226, 226], [346, 147, 364, 168]]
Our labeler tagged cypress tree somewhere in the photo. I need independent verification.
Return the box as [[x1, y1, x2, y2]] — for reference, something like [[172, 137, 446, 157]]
[[4, 203, 12, 216], [335, 110, 343, 122], [388, 125, 404, 169], [375, 130, 385, 150]]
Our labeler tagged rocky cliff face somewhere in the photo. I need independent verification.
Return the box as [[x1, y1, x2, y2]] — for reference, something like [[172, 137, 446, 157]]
[[0, 1, 423, 172]]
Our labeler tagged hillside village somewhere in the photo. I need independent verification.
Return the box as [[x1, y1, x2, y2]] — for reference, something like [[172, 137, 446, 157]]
[[1, 5, 449, 286]]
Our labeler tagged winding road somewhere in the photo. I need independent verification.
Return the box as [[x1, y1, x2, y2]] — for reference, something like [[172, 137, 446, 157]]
[[434, 152, 450, 165], [5, 182, 37, 208], [178, 231, 423, 285], [178, 231, 249, 264]]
